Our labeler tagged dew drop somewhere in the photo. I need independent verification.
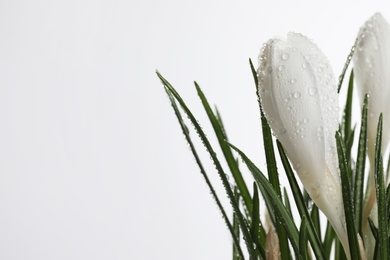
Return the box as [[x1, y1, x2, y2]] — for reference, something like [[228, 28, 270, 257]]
[[303, 118, 308, 123], [279, 128, 287, 135], [293, 92, 301, 99], [290, 78, 297, 84], [267, 66, 273, 73], [278, 65, 285, 71], [282, 53, 290, 60], [308, 200, 314, 211], [308, 87, 318, 96], [302, 62, 310, 69], [310, 187, 320, 199]]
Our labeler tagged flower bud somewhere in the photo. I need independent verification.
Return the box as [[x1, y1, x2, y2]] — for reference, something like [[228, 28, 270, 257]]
[[353, 12, 390, 159], [257, 32, 349, 257], [353, 13, 390, 258]]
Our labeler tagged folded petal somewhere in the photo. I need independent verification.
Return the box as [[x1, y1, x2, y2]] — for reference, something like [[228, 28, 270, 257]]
[[258, 32, 349, 257], [354, 12, 390, 155]]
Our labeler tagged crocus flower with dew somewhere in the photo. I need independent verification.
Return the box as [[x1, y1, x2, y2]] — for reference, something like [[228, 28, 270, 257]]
[[257, 32, 350, 257], [353, 12, 390, 258]]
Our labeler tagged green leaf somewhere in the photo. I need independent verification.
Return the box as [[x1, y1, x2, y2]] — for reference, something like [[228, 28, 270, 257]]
[[367, 218, 379, 260], [354, 95, 368, 235], [373, 114, 389, 259], [299, 217, 308, 260], [196, 83, 253, 213], [228, 142, 300, 256], [232, 188, 242, 260], [323, 222, 335, 259], [368, 218, 378, 240], [157, 72, 254, 259], [310, 205, 321, 242], [283, 188, 293, 217], [336, 131, 361, 260], [342, 70, 354, 144], [386, 184, 390, 225], [276, 140, 326, 259], [334, 237, 348, 260], [251, 183, 266, 259], [337, 39, 357, 93]]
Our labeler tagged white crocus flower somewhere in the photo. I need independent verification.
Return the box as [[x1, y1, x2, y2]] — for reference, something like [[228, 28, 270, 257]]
[[353, 12, 390, 259], [257, 32, 350, 257], [354, 13, 390, 159]]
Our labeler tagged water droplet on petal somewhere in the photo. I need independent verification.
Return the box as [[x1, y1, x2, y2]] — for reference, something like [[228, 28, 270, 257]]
[[290, 78, 296, 84], [278, 65, 285, 71], [302, 62, 310, 69], [282, 53, 290, 60], [293, 92, 301, 99], [310, 187, 320, 199], [308, 87, 318, 96]]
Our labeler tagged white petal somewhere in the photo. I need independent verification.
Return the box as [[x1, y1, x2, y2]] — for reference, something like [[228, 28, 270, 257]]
[[258, 32, 349, 257], [354, 12, 390, 153]]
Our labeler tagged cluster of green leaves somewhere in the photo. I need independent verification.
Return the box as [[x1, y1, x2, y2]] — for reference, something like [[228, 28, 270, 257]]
[[157, 49, 390, 259]]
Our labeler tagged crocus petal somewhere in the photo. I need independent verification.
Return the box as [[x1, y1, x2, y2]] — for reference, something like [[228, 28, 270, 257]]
[[353, 12, 390, 157], [265, 227, 280, 260], [353, 13, 390, 258], [257, 32, 349, 257]]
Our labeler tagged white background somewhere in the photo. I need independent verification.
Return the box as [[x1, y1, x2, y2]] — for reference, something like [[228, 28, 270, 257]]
[[0, 1, 388, 259]]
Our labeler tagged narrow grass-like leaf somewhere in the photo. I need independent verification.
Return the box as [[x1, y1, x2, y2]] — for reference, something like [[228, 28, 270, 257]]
[[283, 188, 293, 217], [310, 205, 321, 241], [386, 184, 390, 225], [158, 72, 255, 259], [299, 216, 308, 260], [342, 70, 354, 143], [323, 222, 335, 259], [354, 95, 368, 235], [303, 190, 311, 207], [228, 142, 300, 256], [336, 131, 361, 260], [373, 114, 388, 259], [368, 217, 380, 260], [250, 183, 260, 243], [277, 141, 325, 259], [251, 183, 266, 259], [334, 238, 348, 260], [196, 83, 253, 213], [249, 58, 289, 259], [386, 153, 390, 179], [337, 39, 357, 93], [368, 218, 378, 240], [345, 128, 356, 165], [232, 188, 242, 260]]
